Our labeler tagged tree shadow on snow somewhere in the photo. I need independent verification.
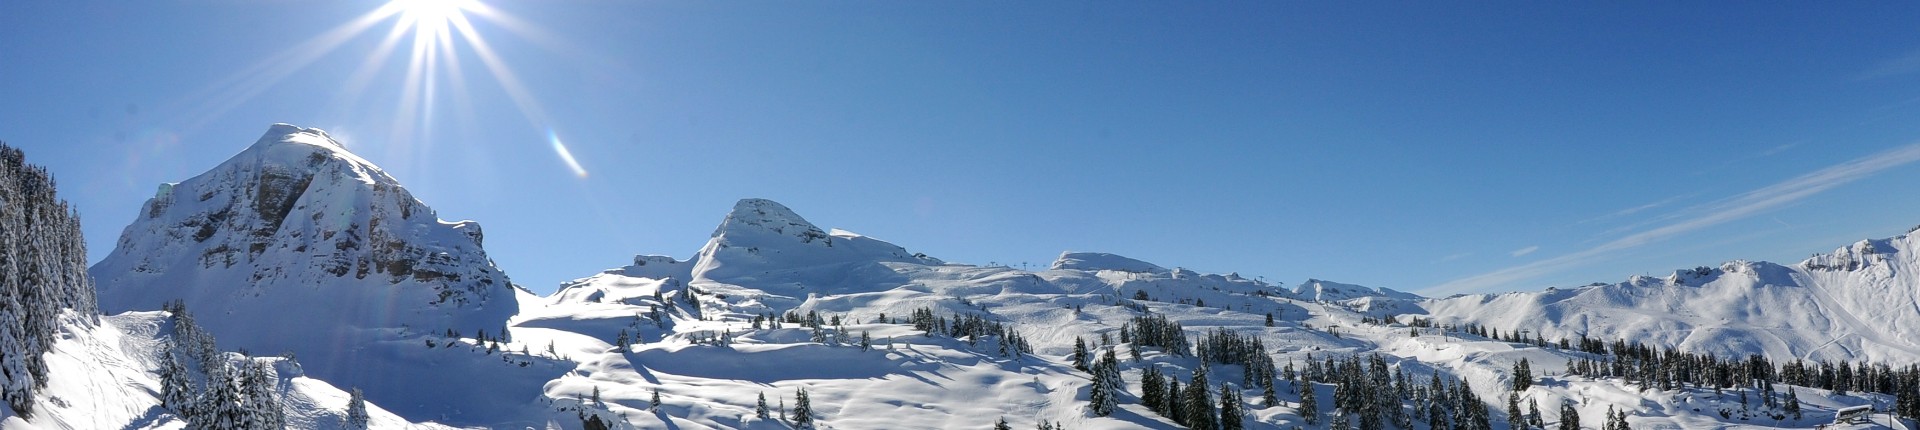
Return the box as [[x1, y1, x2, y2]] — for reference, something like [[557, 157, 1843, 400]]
[[118, 405, 176, 430]]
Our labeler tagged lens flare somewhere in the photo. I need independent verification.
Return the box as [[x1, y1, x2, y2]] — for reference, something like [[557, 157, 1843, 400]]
[[549, 131, 588, 178]]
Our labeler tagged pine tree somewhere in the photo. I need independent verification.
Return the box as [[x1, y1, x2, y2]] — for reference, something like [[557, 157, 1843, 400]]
[[994, 417, 1011, 430], [1089, 371, 1115, 417], [1558, 401, 1580, 430], [1529, 397, 1544, 428], [1167, 378, 1186, 426], [1072, 337, 1089, 372], [583, 415, 610, 430], [0, 293, 32, 418], [756, 392, 771, 419], [1299, 373, 1319, 425], [1514, 358, 1534, 391], [1220, 383, 1244, 430], [159, 343, 192, 413], [192, 359, 246, 430], [239, 360, 285, 429], [1186, 364, 1217, 430], [1784, 387, 1802, 420], [347, 388, 370, 429], [1606, 405, 1632, 430], [650, 388, 661, 412], [1098, 348, 1124, 392], [793, 387, 815, 428], [1263, 378, 1279, 408], [1509, 392, 1527, 430], [1143, 367, 1166, 414], [615, 329, 630, 352]]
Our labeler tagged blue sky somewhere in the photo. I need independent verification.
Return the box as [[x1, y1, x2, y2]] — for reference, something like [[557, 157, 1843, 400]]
[[4, 1, 1920, 296]]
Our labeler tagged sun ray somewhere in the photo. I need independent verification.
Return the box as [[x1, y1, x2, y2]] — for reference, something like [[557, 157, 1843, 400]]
[[159, 5, 404, 135], [164, 0, 585, 180], [447, 12, 551, 128], [326, 17, 416, 125]]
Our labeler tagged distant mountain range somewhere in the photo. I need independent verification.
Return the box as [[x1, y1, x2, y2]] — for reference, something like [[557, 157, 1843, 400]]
[[4, 123, 1917, 429]]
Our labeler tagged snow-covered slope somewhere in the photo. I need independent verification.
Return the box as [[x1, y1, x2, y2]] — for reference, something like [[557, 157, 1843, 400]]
[[526, 198, 1912, 429], [0, 310, 435, 429], [1420, 232, 1920, 365], [59, 123, 1920, 429]]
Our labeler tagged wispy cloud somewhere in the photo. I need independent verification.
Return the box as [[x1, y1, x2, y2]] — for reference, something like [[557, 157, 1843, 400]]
[[1578, 193, 1692, 225], [1761, 142, 1801, 157], [1510, 246, 1540, 257], [1433, 252, 1473, 264], [1858, 49, 1920, 81], [1423, 141, 1920, 296]]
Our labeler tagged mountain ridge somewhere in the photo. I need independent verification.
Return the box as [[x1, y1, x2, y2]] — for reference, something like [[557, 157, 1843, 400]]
[[51, 123, 1920, 429]]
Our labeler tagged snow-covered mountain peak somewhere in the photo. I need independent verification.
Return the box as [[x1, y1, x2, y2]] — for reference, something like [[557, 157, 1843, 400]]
[[710, 198, 830, 244], [92, 121, 520, 378], [1293, 278, 1421, 301], [1800, 236, 1905, 272], [1049, 251, 1169, 273], [252, 123, 340, 150], [694, 198, 936, 265]]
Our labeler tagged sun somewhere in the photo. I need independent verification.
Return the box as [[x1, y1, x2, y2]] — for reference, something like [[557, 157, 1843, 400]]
[[161, 0, 584, 177], [390, 0, 473, 36]]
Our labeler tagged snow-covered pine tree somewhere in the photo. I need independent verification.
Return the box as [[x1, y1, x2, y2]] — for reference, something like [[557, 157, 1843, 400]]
[[649, 388, 660, 411], [1784, 387, 1802, 420], [583, 415, 610, 430], [1508, 392, 1526, 430], [1186, 364, 1217, 430], [347, 388, 370, 429], [0, 145, 98, 418], [1299, 373, 1319, 425], [1167, 378, 1186, 426], [1071, 337, 1089, 372], [1099, 348, 1124, 390], [191, 358, 246, 430], [239, 360, 285, 429], [994, 416, 1011, 430], [1528, 397, 1544, 427], [1089, 365, 1116, 417], [0, 293, 34, 418], [1558, 401, 1580, 430], [1263, 377, 1279, 408], [1219, 383, 1244, 430], [160, 343, 193, 413], [756, 392, 770, 419], [793, 387, 815, 428], [1142, 366, 1165, 414], [1513, 358, 1533, 391]]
